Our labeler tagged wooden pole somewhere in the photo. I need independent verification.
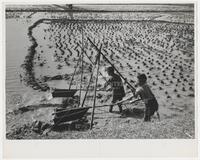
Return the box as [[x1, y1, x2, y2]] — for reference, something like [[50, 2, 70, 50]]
[[80, 44, 102, 108], [79, 23, 84, 106], [87, 98, 141, 108], [80, 71, 94, 108], [87, 37, 136, 92], [77, 42, 108, 83], [53, 98, 141, 115], [90, 52, 101, 129]]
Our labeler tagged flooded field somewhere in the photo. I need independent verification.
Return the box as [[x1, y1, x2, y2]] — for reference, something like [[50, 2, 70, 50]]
[[5, 5, 195, 139]]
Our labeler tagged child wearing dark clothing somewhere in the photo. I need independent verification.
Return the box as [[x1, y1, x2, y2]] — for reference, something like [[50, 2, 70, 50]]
[[135, 74, 159, 121], [103, 66, 125, 113]]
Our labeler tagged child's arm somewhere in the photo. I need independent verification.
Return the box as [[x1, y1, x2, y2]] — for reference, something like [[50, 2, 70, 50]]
[[134, 88, 142, 99], [101, 79, 111, 91]]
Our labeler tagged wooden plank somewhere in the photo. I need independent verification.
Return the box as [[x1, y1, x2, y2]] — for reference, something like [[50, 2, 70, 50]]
[[53, 107, 90, 124]]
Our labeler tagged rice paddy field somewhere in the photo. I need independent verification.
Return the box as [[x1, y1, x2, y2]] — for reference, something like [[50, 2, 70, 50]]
[[6, 4, 195, 139]]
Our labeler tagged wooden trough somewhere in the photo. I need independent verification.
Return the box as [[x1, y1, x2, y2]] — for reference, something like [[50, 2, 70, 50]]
[[52, 98, 141, 125], [52, 89, 77, 98], [53, 107, 90, 125]]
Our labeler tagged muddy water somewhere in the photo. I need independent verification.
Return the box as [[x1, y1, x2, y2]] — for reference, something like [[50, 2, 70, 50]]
[[6, 18, 36, 114], [6, 19, 30, 93], [6, 13, 46, 94], [6, 17, 48, 113]]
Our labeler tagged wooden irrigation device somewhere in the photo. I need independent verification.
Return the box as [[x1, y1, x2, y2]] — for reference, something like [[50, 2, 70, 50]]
[[52, 31, 140, 128]]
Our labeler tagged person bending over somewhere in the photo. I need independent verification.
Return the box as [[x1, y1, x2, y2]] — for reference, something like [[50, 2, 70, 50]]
[[134, 73, 159, 121]]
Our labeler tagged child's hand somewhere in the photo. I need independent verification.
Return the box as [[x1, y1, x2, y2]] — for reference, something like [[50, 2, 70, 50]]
[[106, 88, 112, 92], [98, 87, 106, 91], [99, 85, 106, 91]]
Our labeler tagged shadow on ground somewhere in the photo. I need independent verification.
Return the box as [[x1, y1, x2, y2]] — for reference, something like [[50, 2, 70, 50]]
[[52, 120, 90, 132], [121, 108, 144, 119]]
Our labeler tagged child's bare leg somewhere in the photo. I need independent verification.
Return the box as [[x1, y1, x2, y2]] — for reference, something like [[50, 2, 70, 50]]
[[110, 98, 117, 113], [118, 104, 122, 113], [109, 105, 113, 112], [156, 111, 160, 121], [144, 106, 151, 121]]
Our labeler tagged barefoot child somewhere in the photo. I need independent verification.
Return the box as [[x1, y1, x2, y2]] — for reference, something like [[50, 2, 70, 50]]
[[103, 66, 125, 113], [134, 74, 159, 121]]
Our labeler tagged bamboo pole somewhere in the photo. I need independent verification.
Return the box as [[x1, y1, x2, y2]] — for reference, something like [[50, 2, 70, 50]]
[[53, 98, 141, 115], [87, 37, 136, 93], [69, 55, 81, 89], [80, 71, 94, 108], [79, 22, 84, 106], [76, 42, 108, 83], [87, 98, 141, 108], [90, 52, 101, 129], [80, 44, 102, 108]]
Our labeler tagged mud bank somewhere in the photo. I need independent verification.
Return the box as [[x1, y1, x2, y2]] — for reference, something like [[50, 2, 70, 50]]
[[21, 19, 50, 91]]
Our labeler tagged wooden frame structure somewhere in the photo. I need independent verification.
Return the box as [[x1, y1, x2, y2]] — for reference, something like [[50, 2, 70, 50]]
[[52, 22, 138, 128]]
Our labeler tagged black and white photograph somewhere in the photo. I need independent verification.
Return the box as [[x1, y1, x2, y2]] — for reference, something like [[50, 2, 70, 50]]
[[5, 3, 196, 141]]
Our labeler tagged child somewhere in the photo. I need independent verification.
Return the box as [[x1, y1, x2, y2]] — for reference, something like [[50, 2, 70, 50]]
[[134, 73, 159, 121], [103, 66, 125, 113]]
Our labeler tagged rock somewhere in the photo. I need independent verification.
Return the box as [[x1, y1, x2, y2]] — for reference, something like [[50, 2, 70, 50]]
[[124, 119, 130, 123], [42, 128, 51, 136], [97, 93, 103, 99], [18, 106, 30, 113], [42, 76, 51, 82], [51, 75, 62, 80], [32, 120, 42, 133], [41, 123, 50, 131]]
